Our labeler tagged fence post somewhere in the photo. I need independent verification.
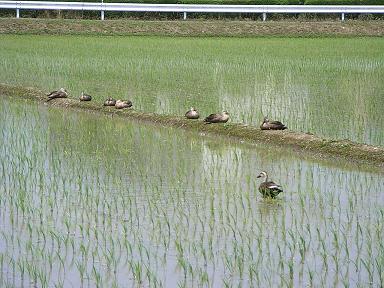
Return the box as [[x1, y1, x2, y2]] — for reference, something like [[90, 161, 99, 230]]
[[341, 12, 345, 21], [101, 10, 104, 20], [262, 12, 266, 21], [16, 8, 20, 18], [183, 11, 187, 20]]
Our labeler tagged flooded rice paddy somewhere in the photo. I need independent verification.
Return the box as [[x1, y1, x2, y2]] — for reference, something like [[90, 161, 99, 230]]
[[0, 96, 383, 287], [0, 35, 383, 146]]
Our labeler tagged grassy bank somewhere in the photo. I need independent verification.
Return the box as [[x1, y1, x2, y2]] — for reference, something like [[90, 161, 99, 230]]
[[1, 83, 383, 169], [1, 18, 384, 37]]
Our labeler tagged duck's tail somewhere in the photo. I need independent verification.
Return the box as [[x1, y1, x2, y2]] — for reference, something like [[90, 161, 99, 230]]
[[276, 185, 284, 193]]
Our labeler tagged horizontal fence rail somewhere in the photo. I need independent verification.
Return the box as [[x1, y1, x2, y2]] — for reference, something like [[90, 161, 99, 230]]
[[1, 1, 384, 21]]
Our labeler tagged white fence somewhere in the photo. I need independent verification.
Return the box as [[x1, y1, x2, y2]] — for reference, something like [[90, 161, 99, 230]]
[[0, 1, 384, 21]]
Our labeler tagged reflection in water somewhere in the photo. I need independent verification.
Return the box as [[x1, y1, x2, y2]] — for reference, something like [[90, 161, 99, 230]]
[[0, 97, 383, 287], [202, 142, 243, 189]]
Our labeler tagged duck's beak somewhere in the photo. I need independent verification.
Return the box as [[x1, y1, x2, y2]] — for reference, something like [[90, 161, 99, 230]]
[[256, 175, 262, 178]]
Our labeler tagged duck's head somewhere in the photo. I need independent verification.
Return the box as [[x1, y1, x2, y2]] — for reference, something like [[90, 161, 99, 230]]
[[263, 116, 269, 123], [257, 171, 268, 179], [190, 107, 196, 111], [222, 111, 229, 116], [59, 88, 67, 93]]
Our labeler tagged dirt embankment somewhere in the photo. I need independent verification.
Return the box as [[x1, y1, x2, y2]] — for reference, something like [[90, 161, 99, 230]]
[[1, 84, 384, 171], [0, 18, 384, 37]]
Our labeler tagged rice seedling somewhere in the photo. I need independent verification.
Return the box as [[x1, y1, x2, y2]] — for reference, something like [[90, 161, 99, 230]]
[[0, 35, 383, 146], [1, 69, 384, 287]]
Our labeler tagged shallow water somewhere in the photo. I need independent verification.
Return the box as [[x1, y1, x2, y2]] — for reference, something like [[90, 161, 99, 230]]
[[0, 35, 383, 146], [0, 96, 383, 287]]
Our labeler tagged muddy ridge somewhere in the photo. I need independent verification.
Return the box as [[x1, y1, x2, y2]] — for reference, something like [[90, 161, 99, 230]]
[[1, 84, 383, 170]]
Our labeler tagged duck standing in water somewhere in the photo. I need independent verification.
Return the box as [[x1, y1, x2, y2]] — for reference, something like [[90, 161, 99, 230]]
[[103, 97, 117, 106], [115, 99, 132, 109], [185, 107, 200, 119], [260, 116, 287, 130], [256, 171, 283, 198], [79, 92, 92, 101], [204, 111, 230, 124], [46, 88, 68, 102]]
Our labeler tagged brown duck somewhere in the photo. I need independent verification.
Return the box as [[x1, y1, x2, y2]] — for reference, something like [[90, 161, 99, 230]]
[[260, 116, 287, 130], [46, 88, 68, 102], [115, 99, 132, 109], [204, 111, 230, 124], [79, 92, 92, 101], [103, 97, 116, 106], [256, 171, 283, 198], [185, 107, 200, 119]]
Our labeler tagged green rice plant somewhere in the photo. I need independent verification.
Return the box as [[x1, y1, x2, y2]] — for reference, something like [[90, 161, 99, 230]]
[[1, 96, 383, 287], [132, 262, 143, 285], [1, 35, 384, 146], [92, 266, 103, 288]]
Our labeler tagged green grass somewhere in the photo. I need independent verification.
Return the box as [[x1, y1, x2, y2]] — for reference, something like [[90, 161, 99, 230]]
[[0, 34, 383, 146], [0, 96, 383, 287]]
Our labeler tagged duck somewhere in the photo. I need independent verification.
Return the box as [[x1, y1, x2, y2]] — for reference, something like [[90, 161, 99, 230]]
[[103, 97, 116, 106], [204, 111, 230, 124], [185, 107, 200, 119], [260, 116, 287, 130], [79, 92, 92, 101], [256, 171, 283, 198], [46, 88, 68, 102], [115, 99, 132, 109]]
